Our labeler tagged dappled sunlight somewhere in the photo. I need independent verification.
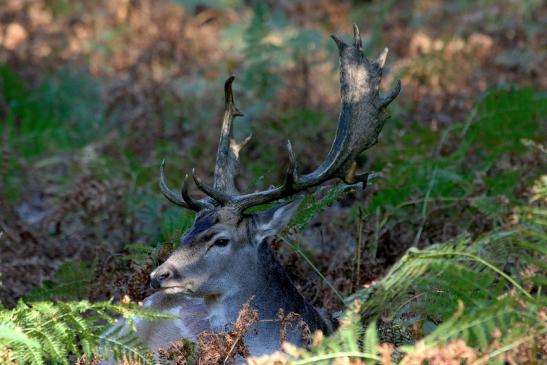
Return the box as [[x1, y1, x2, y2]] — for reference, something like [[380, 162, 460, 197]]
[[0, 1, 545, 364]]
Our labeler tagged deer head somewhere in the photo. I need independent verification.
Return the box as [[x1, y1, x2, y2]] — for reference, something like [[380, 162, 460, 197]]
[[149, 201, 301, 296], [151, 24, 400, 301]]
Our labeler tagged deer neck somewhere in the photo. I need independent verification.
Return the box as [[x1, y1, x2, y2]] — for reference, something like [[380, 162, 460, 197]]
[[204, 240, 321, 333]]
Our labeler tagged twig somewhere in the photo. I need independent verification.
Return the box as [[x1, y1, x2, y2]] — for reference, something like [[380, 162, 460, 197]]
[[223, 335, 242, 365]]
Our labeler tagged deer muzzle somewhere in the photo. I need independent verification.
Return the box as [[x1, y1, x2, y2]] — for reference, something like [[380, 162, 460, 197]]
[[150, 265, 176, 290]]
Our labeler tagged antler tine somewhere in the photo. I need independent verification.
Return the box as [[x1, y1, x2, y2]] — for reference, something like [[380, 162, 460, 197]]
[[379, 79, 402, 110], [211, 76, 249, 194], [353, 23, 362, 51], [192, 168, 232, 205], [190, 76, 251, 206], [181, 174, 208, 211], [278, 140, 299, 194], [286, 140, 299, 184], [159, 160, 187, 207], [159, 160, 213, 211], [377, 48, 389, 69], [376, 47, 401, 109]]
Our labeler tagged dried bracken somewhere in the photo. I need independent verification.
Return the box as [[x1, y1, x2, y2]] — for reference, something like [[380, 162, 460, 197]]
[[276, 309, 312, 347], [504, 332, 547, 365], [157, 339, 196, 365], [519, 264, 539, 292], [401, 340, 478, 365], [89, 242, 174, 302], [246, 351, 289, 365], [74, 354, 100, 365], [0, 348, 14, 365], [42, 175, 125, 235], [379, 343, 395, 365], [197, 299, 259, 364]]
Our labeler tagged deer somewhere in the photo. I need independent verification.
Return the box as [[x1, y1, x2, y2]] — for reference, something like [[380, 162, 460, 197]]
[[104, 24, 400, 361]]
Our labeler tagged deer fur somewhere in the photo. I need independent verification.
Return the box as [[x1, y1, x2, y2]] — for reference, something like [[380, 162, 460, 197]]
[[149, 202, 334, 356], [101, 293, 208, 363]]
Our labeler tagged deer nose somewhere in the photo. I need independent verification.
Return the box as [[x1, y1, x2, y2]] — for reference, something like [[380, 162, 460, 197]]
[[150, 268, 173, 289]]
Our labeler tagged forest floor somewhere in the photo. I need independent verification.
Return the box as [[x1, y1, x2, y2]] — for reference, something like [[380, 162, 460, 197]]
[[0, 1, 546, 362]]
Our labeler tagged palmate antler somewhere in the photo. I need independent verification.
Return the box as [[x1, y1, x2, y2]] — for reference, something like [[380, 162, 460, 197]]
[[160, 24, 401, 213]]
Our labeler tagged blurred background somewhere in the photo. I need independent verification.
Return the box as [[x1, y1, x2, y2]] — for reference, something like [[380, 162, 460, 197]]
[[0, 0, 545, 312]]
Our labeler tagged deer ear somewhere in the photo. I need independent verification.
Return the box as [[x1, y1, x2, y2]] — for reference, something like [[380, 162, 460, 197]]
[[253, 197, 303, 243]]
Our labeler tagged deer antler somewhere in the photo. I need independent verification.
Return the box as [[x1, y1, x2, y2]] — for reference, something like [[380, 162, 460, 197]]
[[161, 24, 401, 213], [159, 77, 251, 211], [212, 76, 252, 194]]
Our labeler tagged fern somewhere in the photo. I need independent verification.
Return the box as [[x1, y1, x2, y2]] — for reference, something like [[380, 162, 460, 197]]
[[0, 300, 171, 365], [290, 184, 347, 232], [289, 305, 380, 365], [281, 174, 546, 364], [348, 226, 544, 345], [25, 261, 95, 302], [366, 87, 545, 239]]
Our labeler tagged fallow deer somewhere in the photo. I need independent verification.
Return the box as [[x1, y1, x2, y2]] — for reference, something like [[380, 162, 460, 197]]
[[108, 24, 400, 359]]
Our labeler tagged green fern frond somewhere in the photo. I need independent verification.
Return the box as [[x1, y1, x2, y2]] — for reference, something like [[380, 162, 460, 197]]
[[290, 305, 379, 364], [363, 320, 379, 356], [94, 331, 153, 365], [0, 321, 43, 365], [301, 176, 545, 364], [0, 300, 171, 365]]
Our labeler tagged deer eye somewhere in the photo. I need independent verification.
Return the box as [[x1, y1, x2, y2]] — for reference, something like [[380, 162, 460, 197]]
[[213, 238, 230, 247]]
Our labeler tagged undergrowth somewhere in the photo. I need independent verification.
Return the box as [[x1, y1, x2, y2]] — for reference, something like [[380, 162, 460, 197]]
[[363, 86, 545, 242], [0, 1, 545, 363], [0, 300, 171, 365], [0, 65, 104, 201], [1, 85, 544, 363], [255, 173, 546, 364]]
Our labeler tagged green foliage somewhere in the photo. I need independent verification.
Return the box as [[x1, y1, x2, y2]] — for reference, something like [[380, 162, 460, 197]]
[[363, 87, 545, 237], [220, 2, 325, 123], [463, 86, 544, 156], [25, 261, 95, 302], [0, 64, 104, 200], [160, 206, 196, 243], [240, 2, 282, 104], [290, 184, 347, 232], [126, 191, 195, 245], [290, 307, 380, 364], [285, 175, 545, 363], [0, 65, 103, 158], [0, 300, 171, 365]]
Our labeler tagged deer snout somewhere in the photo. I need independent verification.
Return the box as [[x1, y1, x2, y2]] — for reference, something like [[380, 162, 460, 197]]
[[150, 266, 175, 289]]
